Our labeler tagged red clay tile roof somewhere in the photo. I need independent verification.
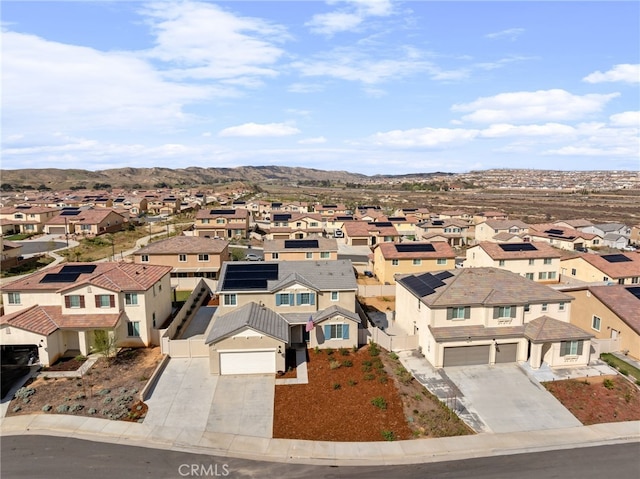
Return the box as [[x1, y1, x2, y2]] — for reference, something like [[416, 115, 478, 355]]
[[475, 241, 562, 260], [565, 252, 640, 279], [587, 285, 640, 335], [136, 236, 228, 255], [429, 324, 524, 342], [525, 316, 593, 342], [376, 241, 456, 260], [46, 209, 124, 225], [0, 305, 122, 335]]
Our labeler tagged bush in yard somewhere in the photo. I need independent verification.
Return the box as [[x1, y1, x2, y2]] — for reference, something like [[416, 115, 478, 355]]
[[363, 373, 375, 381], [389, 352, 399, 360], [371, 396, 387, 410], [329, 360, 342, 370], [69, 403, 84, 413], [343, 360, 353, 367], [379, 376, 388, 384], [369, 342, 380, 357], [42, 404, 52, 412], [56, 404, 70, 413], [14, 387, 35, 400], [381, 430, 395, 441], [348, 379, 357, 386], [339, 347, 349, 356], [362, 364, 372, 372], [603, 378, 615, 390], [326, 348, 334, 356], [333, 383, 341, 390]]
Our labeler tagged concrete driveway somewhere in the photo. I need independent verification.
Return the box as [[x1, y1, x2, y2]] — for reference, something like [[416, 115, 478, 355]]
[[206, 375, 275, 438], [442, 364, 582, 433], [143, 357, 275, 438]]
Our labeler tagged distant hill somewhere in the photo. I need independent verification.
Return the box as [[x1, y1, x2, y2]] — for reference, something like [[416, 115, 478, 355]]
[[0, 166, 451, 190]]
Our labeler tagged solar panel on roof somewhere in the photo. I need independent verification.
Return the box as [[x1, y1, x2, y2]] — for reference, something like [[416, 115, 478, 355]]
[[395, 244, 435, 253], [15, 205, 31, 209], [222, 278, 268, 290], [60, 210, 81, 216], [498, 243, 538, 252], [434, 271, 454, 280], [336, 216, 353, 220], [323, 205, 337, 208], [271, 202, 282, 207], [432, 220, 444, 225], [545, 229, 564, 235], [61, 207, 79, 210], [418, 273, 446, 289], [60, 265, 97, 274], [601, 254, 632, 263], [387, 217, 406, 221], [401, 276, 434, 297], [209, 209, 235, 215], [273, 214, 292, 221], [39, 272, 81, 283], [626, 287, 640, 300], [371, 222, 392, 227], [284, 239, 319, 249]]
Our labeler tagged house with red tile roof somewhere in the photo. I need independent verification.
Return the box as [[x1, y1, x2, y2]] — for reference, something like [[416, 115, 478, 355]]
[[372, 241, 456, 284], [528, 223, 602, 251], [560, 252, 640, 285], [194, 208, 250, 239], [0, 262, 172, 366], [0, 205, 60, 235], [265, 213, 323, 240], [44, 208, 126, 236]]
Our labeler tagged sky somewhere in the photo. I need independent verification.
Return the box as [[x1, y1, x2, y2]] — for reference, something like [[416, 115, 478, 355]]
[[1, 0, 639, 175]]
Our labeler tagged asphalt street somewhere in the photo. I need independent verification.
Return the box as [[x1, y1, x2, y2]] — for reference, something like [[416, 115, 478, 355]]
[[1, 435, 639, 479]]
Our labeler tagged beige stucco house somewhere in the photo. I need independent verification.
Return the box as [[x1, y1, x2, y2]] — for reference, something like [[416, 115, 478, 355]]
[[0, 205, 60, 235], [205, 260, 360, 374], [372, 242, 456, 285], [266, 213, 324, 240], [474, 219, 530, 243], [0, 262, 172, 366], [465, 242, 561, 283], [394, 268, 591, 369], [560, 252, 640, 285], [528, 224, 602, 251], [44, 208, 126, 236], [194, 208, 250, 239], [263, 237, 338, 261], [565, 284, 640, 360]]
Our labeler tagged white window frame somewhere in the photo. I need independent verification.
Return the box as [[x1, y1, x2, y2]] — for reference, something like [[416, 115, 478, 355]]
[[198, 254, 209, 262], [331, 291, 339, 301], [141, 255, 149, 263], [7, 292, 20, 305], [272, 252, 279, 259], [328, 324, 344, 340], [592, 315, 601, 331], [412, 259, 422, 266], [525, 273, 534, 281], [497, 306, 512, 318], [305, 252, 313, 259], [541, 303, 548, 312], [96, 295, 111, 308], [543, 258, 552, 265], [498, 259, 506, 266], [437, 258, 447, 265], [68, 295, 82, 308], [392, 259, 399, 266], [320, 251, 330, 259], [224, 294, 237, 306], [558, 301, 565, 311], [125, 293, 138, 305], [451, 307, 466, 320], [298, 292, 312, 305], [528, 259, 535, 266], [178, 254, 187, 262]]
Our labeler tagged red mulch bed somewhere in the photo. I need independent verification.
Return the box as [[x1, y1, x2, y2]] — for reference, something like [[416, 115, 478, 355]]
[[43, 356, 87, 372], [544, 375, 640, 424]]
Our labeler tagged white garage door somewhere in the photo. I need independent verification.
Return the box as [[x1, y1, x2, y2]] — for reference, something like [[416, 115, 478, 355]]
[[219, 350, 275, 375]]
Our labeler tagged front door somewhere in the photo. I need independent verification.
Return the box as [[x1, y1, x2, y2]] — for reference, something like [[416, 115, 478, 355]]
[[611, 329, 619, 339]]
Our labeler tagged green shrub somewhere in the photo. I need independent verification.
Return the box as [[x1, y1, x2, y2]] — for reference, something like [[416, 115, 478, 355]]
[[603, 378, 615, 390], [74, 355, 87, 362], [362, 364, 372, 372], [326, 348, 334, 356], [343, 360, 353, 367], [42, 404, 52, 412], [369, 342, 380, 357], [348, 379, 357, 386], [333, 383, 341, 390], [69, 403, 84, 413], [619, 369, 629, 376], [14, 387, 36, 400], [314, 346, 321, 354], [56, 404, 70, 413], [371, 396, 387, 409], [363, 373, 376, 381], [381, 430, 395, 441], [379, 376, 388, 384], [389, 352, 399, 360]]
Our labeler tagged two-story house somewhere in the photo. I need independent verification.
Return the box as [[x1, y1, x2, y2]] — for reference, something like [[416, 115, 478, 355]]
[[528, 224, 601, 251], [560, 252, 640, 285], [205, 260, 359, 375], [263, 238, 339, 261], [565, 284, 640, 360], [44, 208, 126, 236], [266, 213, 324, 240], [371, 242, 456, 285], [0, 262, 172, 366], [474, 220, 530, 243], [0, 205, 60, 235], [342, 221, 400, 247], [465, 242, 561, 283], [394, 268, 591, 369], [194, 208, 250, 239], [416, 218, 471, 247], [134, 236, 230, 282]]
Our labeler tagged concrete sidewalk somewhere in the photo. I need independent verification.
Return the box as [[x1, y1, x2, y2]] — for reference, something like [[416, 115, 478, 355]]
[[1, 414, 638, 466]]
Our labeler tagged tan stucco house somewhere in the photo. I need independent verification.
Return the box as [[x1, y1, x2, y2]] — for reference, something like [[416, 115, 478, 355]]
[[372, 242, 456, 285], [263, 237, 338, 261], [560, 252, 640, 285], [194, 208, 250, 239]]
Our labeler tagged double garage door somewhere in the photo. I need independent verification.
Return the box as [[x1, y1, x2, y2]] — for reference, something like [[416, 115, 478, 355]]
[[219, 350, 275, 375], [443, 343, 518, 367]]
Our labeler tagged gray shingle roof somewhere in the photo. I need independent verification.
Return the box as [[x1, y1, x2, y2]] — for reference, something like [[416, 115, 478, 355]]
[[136, 236, 228, 255], [205, 302, 289, 344], [281, 305, 360, 325]]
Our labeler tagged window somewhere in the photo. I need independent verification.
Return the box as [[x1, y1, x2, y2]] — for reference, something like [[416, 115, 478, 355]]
[[525, 273, 534, 281], [198, 254, 209, 262], [548, 271, 557, 280], [618, 279, 625, 285], [7, 292, 20, 305], [324, 323, 349, 340], [528, 259, 535, 266], [494, 306, 515, 318], [498, 260, 506, 267], [65, 295, 85, 309], [178, 254, 187, 262], [437, 258, 447, 265], [125, 293, 138, 305], [224, 294, 237, 306], [603, 276, 609, 282], [95, 295, 114, 308], [543, 258, 552, 265], [592, 315, 601, 331], [306, 252, 313, 259], [276, 293, 293, 306], [141, 255, 149, 263], [559, 302, 565, 311], [412, 259, 422, 266], [216, 219, 224, 224], [310, 222, 318, 227], [320, 251, 330, 259], [331, 291, 339, 301], [127, 322, 140, 337], [392, 259, 399, 266], [201, 218, 210, 224], [272, 252, 279, 259], [297, 292, 315, 305], [560, 340, 583, 356], [541, 303, 548, 312], [538, 272, 548, 280], [524, 304, 530, 313], [447, 306, 469, 320], [571, 268, 577, 276], [632, 277, 639, 284]]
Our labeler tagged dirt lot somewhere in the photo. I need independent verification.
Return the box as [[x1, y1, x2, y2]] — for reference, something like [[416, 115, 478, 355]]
[[544, 375, 640, 424], [7, 347, 161, 421], [273, 344, 471, 442]]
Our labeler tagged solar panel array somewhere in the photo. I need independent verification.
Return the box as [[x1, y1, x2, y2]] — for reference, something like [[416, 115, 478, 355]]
[[273, 214, 292, 221], [322, 205, 337, 208], [336, 216, 353, 221], [209, 209, 235, 215], [434, 271, 454, 280], [371, 222, 393, 227], [601, 254, 632, 263], [387, 217, 406, 221], [40, 272, 81, 283], [15, 205, 31, 209], [400, 272, 448, 297], [432, 220, 444, 226], [498, 243, 538, 252], [627, 287, 640, 300], [284, 239, 319, 249], [60, 210, 81, 216], [60, 264, 97, 274], [271, 202, 282, 207], [545, 229, 564, 235], [395, 243, 436, 253], [222, 263, 279, 291]]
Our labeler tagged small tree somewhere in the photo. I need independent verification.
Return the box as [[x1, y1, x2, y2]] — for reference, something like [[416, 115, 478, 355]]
[[93, 329, 118, 364]]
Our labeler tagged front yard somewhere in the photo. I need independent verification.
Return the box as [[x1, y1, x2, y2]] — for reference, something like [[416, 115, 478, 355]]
[[6, 347, 161, 421], [273, 344, 472, 442], [544, 375, 640, 424]]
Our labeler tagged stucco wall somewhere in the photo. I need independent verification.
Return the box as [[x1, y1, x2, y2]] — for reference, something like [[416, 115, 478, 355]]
[[308, 316, 359, 349], [208, 331, 285, 374]]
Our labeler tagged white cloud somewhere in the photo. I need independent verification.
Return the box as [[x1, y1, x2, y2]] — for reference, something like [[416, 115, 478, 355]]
[[298, 136, 327, 144], [142, 1, 288, 82], [609, 111, 640, 127], [480, 123, 576, 138], [452, 89, 619, 124], [582, 64, 640, 84], [484, 28, 524, 41], [287, 82, 326, 93], [218, 122, 301, 137], [369, 127, 479, 148], [306, 0, 394, 35]]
